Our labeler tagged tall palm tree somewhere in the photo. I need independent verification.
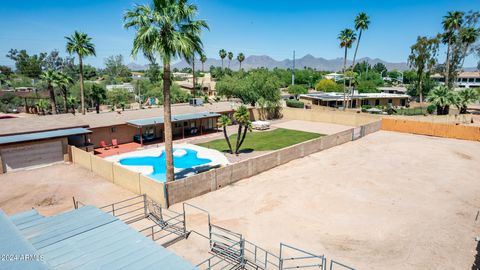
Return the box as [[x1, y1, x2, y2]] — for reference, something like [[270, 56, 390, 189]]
[[442, 11, 464, 87], [124, 0, 208, 182], [349, 12, 370, 107], [217, 115, 233, 154], [40, 70, 59, 114], [338, 28, 356, 110], [200, 54, 207, 72], [65, 31, 96, 115], [227, 51, 233, 69], [237, 53, 245, 70], [56, 71, 74, 113], [219, 49, 227, 69], [459, 27, 480, 69]]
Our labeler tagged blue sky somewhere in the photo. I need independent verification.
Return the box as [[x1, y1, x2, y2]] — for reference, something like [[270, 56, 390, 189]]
[[0, 0, 478, 68]]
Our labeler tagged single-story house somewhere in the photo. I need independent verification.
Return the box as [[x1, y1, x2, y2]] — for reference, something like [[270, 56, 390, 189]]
[[0, 102, 245, 173], [299, 92, 410, 108]]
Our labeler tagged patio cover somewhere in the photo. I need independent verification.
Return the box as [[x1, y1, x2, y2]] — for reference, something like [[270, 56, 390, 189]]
[[127, 111, 221, 128], [0, 128, 92, 146]]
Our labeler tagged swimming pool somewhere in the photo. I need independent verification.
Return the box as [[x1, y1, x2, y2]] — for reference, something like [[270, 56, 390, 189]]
[[107, 144, 229, 182], [119, 148, 211, 181]]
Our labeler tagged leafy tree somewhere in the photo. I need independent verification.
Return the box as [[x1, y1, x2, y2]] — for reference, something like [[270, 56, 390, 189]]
[[455, 88, 479, 114], [287, 84, 308, 98], [353, 60, 371, 74], [40, 70, 59, 114], [427, 85, 457, 115], [459, 27, 480, 68], [0, 93, 21, 113], [6, 49, 46, 78], [227, 52, 233, 69], [44, 50, 75, 71], [0, 65, 13, 78], [372, 63, 387, 76], [56, 71, 74, 112], [124, 0, 208, 182], [338, 28, 356, 109], [442, 11, 464, 87], [217, 115, 233, 154], [107, 88, 133, 109], [407, 77, 437, 98], [408, 36, 440, 103], [233, 105, 252, 155], [66, 31, 96, 115], [219, 49, 227, 69], [315, 79, 342, 92], [90, 84, 107, 113], [146, 61, 162, 83], [237, 53, 245, 70], [103, 55, 131, 80]]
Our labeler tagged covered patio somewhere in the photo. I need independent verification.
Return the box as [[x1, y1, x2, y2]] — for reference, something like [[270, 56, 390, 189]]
[[126, 111, 221, 146]]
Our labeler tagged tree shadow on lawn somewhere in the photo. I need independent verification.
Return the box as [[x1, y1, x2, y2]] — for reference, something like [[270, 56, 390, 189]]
[[220, 148, 254, 154]]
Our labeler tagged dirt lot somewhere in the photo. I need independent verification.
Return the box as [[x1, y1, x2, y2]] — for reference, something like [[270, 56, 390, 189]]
[[271, 119, 353, 134], [171, 131, 480, 270], [0, 163, 135, 216]]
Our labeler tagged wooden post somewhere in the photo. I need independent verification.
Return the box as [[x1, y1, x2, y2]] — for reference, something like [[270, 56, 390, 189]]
[[182, 123, 185, 139], [140, 127, 143, 146]]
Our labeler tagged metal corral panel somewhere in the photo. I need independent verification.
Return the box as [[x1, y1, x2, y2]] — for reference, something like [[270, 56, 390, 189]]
[[0, 140, 64, 171], [7, 206, 197, 270], [127, 112, 221, 127], [0, 210, 50, 270]]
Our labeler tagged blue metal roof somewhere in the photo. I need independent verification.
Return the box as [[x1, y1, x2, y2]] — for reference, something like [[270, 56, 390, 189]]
[[2, 206, 197, 270], [0, 209, 50, 270], [127, 112, 221, 127], [0, 128, 91, 145]]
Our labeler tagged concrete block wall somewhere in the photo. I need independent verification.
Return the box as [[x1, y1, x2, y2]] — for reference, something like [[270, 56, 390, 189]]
[[165, 125, 388, 206]]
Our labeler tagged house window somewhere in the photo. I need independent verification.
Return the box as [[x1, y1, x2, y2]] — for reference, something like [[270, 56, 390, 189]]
[[401, 99, 406, 106], [469, 78, 475, 83], [361, 99, 369, 106], [184, 121, 188, 126], [111, 127, 117, 133], [375, 99, 380, 106], [388, 99, 393, 104]]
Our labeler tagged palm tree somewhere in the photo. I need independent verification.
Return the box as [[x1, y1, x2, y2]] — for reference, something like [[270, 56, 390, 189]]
[[338, 28, 356, 110], [349, 12, 370, 107], [442, 11, 464, 87], [40, 70, 59, 114], [227, 51, 233, 69], [56, 72, 74, 113], [124, 0, 208, 182], [237, 53, 245, 70], [67, 96, 77, 115], [90, 84, 107, 114], [233, 105, 252, 155], [219, 49, 227, 69], [427, 85, 457, 115], [200, 54, 207, 72], [459, 27, 480, 69], [65, 31, 96, 115], [455, 88, 479, 114], [217, 115, 233, 154], [36, 99, 49, 115]]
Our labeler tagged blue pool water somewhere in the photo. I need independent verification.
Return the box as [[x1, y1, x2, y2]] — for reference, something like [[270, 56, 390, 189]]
[[119, 148, 212, 182]]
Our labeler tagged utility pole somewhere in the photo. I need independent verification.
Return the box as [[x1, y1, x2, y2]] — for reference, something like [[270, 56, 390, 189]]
[[291, 50, 295, 86]]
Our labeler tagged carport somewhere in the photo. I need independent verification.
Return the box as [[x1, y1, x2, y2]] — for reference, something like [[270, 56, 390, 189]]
[[0, 127, 91, 173]]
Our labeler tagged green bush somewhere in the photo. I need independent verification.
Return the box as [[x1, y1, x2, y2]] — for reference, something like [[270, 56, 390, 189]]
[[427, 104, 436, 114], [286, 99, 305, 108]]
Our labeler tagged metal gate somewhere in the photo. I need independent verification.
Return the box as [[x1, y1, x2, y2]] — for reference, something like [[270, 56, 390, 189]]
[[279, 243, 326, 270]]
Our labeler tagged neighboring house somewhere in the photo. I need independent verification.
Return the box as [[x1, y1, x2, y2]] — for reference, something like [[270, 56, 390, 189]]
[[378, 86, 408, 95], [131, 71, 146, 80], [300, 92, 410, 108], [106, 83, 135, 92], [431, 71, 480, 89], [177, 73, 216, 97], [324, 73, 344, 82]]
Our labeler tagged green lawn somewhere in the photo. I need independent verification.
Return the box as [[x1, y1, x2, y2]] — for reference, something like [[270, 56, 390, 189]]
[[394, 107, 428, 115], [197, 128, 323, 152]]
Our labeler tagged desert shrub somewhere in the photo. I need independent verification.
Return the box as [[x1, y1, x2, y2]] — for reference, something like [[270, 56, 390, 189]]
[[286, 99, 304, 108]]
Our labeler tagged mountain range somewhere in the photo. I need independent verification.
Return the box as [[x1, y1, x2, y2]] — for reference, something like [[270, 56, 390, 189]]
[[127, 54, 410, 71]]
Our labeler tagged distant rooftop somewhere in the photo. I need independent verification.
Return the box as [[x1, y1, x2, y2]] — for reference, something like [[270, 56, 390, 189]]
[[301, 92, 410, 101], [0, 102, 240, 136]]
